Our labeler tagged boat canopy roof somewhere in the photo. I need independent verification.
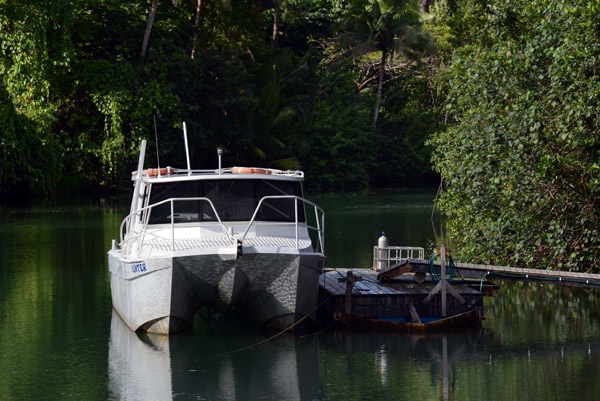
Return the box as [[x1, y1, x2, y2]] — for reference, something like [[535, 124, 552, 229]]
[[131, 167, 304, 183]]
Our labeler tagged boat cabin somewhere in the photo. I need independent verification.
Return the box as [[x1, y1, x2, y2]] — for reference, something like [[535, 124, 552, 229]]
[[142, 175, 306, 224], [119, 167, 323, 260]]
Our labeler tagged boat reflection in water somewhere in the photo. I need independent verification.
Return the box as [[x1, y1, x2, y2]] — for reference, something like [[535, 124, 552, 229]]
[[109, 306, 493, 400], [108, 311, 173, 400], [108, 310, 321, 400]]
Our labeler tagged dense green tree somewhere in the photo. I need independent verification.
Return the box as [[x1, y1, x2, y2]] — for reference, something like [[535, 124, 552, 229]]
[[429, 0, 600, 271], [370, 69, 440, 186], [0, 0, 440, 196], [338, 0, 429, 129], [294, 58, 375, 189], [3, 0, 597, 273], [0, 0, 73, 194]]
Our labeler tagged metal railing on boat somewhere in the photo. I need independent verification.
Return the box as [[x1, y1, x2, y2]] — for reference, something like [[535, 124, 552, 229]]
[[239, 195, 324, 253], [119, 195, 325, 259]]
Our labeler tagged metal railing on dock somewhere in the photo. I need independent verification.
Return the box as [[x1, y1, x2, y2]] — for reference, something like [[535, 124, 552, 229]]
[[373, 246, 424, 271]]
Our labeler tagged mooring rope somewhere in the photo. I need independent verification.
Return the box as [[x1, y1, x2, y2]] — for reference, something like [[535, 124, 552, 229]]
[[198, 267, 346, 360]]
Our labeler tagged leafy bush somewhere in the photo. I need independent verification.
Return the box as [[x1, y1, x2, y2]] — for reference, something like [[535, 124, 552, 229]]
[[430, 0, 600, 271]]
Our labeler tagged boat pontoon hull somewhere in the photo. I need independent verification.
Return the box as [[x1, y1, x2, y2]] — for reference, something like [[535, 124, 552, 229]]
[[108, 250, 324, 334]]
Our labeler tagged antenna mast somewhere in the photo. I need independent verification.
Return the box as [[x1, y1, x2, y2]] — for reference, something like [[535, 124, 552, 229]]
[[183, 122, 192, 175], [153, 115, 161, 176]]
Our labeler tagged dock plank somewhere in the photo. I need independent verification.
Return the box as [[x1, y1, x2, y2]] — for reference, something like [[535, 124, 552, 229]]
[[318, 268, 485, 323], [353, 280, 381, 295]]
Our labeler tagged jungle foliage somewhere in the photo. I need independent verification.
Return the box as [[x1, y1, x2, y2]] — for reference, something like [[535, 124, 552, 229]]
[[429, 0, 600, 271], [2, 0, 600, 271], [0, 0, 439, 194]]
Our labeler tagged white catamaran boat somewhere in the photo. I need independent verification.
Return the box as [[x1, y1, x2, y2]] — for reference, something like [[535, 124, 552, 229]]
[[108, 138, 325, 334]]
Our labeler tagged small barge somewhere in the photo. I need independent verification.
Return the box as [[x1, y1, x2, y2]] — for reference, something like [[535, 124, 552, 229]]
[[319, 268, 485, 333], [318, 241, 485, 333]]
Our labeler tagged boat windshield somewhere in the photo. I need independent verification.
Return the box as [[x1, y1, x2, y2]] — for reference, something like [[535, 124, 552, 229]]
[[146, 179, 306, 224]]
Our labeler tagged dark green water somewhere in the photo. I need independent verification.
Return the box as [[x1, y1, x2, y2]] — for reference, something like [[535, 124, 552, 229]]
[[1, 190, 599, 400]]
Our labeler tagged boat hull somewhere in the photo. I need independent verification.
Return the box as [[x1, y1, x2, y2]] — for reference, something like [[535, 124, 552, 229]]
[[108, 249, 324, 334]]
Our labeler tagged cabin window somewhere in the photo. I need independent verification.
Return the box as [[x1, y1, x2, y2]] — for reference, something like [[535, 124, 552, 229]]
[[147, 179, 305, 224]]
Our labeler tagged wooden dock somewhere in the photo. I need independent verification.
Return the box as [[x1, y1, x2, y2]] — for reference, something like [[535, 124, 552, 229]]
[[316, 251, 600, 331], [318, 268, 484, 330], [394, 259, 600, 288]]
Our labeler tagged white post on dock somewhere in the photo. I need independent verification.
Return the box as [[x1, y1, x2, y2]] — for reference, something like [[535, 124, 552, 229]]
[[375, 233, 389, 271], [441, 246, 447, 317]]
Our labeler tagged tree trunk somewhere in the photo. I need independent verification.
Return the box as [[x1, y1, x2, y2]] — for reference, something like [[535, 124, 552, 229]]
[[191, 0, 202, 59], [272, 0, 281, 49], [421, 0, 430, 13], [140, 0, 160, 58], [373, 48, 387, 130]]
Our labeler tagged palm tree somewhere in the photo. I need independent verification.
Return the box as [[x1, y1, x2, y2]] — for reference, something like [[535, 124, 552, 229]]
[[247, 49, 300, 169], [339, 0, 429, 129], [272, 0, 282, 49]]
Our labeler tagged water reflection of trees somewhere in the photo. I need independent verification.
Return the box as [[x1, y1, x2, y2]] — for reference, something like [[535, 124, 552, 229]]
[[0, 207, 114, 400], [317, 282, 600, 401], [484, 282, 600, 346], [475, 282, 600, 401], [318, 328, 488, 401]]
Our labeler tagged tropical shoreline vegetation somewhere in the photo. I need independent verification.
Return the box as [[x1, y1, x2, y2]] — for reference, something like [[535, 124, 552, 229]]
[[0, 0, 441, 195], [1, 0, 599, 271]]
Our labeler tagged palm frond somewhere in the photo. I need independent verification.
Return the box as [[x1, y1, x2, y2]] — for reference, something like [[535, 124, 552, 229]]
[[268, 157, 302, 170]]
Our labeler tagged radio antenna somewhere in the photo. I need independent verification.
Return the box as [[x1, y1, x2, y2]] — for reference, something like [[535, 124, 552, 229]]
[[153, 115, 161, 176], [183, 121, 192, 175]]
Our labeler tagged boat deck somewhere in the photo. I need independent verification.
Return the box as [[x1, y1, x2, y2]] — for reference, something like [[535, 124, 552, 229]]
[[147, 236, 312, 250], [131, 235, 313, 256]]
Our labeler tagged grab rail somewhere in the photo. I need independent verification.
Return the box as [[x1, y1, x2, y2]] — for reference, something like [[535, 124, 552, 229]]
[[239, 195, 325, 254], [120, 197, 234, 258], [119, 195, 325, 258]]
